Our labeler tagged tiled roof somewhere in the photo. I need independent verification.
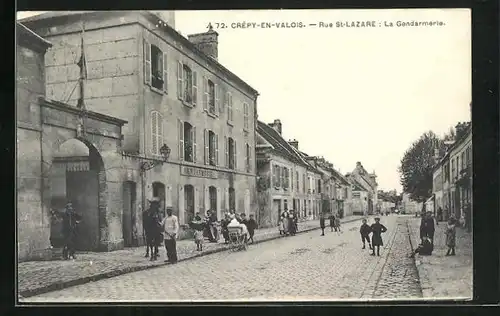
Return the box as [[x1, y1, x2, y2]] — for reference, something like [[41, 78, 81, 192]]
[[257, 121, 311, 168], [352, 179, 367, 192]]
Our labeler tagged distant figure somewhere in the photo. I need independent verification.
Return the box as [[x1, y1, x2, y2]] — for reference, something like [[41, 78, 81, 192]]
[[420, 211, 436, 244], [281, 209, 290, 236], [359, 218, 372, 250], [437, 207, 443, 222], [221, 213, 230, 244], [320, 212, 326, 236], [329, 213, 335, 232], [370, 217, 387, 256], [445, 217, 457, 256], [334, 215, 342, 233], [246, 214, 258, 243], [189, 212, 205, 252]]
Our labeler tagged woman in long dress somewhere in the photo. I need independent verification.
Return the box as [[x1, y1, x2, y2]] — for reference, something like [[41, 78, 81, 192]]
[[281, 210, 290, 236]]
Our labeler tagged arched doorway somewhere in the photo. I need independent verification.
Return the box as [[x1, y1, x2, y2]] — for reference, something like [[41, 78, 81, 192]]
[[49, 138, 105, 251], [122, 181, 137, 247], [152, 182, 166, 216]]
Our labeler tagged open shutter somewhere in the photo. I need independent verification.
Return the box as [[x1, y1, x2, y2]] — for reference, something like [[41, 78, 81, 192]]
[[204, 129, 209, 165], [192, 71, 198, 106], [178, 185, 185, 225], [203, 77, 208, 111], [192, 126, 197, 163], [215, 84, 220, 116], [157, 113, 163, 152], [151, 112, 157, 155], [163, 52, 168, 92], [224, 136, 228, 168], [224, 188, 229, 211], [233, 140, 237, 169], [215, 134, 219, 166], [143, 40, 151, 85], [194, 186, 200, 215], [204, 186, 210, 211], [178, 119, 184, 161], [216, 188, 222, 220], [177, 61, 183, 100]]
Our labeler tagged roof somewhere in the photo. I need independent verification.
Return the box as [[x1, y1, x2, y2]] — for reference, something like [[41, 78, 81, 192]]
[[433, 124, 472, 172], [20, 11, 259, 98], [256, 121, 308, 166], [351, 179, 367, 192], [16, 22, 52, 52]]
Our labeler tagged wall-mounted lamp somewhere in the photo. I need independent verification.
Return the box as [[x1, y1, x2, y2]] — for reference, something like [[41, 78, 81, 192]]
[[140, 144, 171, 172]]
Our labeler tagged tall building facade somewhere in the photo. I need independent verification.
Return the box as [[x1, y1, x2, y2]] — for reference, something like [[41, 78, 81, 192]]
[[21, 11, 259, 246]]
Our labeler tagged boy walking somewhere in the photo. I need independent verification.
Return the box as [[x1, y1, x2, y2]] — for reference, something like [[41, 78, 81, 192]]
[[359, 219, 372, 250]]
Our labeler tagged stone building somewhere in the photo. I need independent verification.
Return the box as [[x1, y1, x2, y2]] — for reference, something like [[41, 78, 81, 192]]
[[20, 11, 259, 245], [255, 120, 322, 227], [345, 162, 378, 215], [16, 22, 127, 260]]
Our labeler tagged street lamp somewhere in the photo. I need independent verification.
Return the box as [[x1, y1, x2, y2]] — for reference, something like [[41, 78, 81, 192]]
[[140, 144, 171, 172]]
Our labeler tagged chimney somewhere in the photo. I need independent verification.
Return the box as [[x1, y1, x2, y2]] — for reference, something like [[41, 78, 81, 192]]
[[288, 139, 299, 149], [268, 119, 282, 135], [187, 25, 218, 60], [151, 11, 176, 28]]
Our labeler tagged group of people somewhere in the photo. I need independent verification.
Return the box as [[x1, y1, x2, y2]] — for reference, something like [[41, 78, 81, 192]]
[[142, 197, 179, 264], [221, 212, 258, 244], [358, 217, 388, 256], [278, 209, 298, 236], [410, 211, 457, 258], [319, 212, 342, 236]]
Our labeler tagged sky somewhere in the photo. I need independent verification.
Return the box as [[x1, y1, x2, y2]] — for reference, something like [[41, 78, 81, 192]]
[[17, 9, 471, 192]]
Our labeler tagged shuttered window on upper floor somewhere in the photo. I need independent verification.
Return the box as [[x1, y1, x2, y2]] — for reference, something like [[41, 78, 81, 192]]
[[144, 39, 167, 92], [177, 61, 197, 107], [151, 111, 163, 156]]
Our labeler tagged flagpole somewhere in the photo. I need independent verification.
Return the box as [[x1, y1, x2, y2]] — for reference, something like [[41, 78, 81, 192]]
[[77, 20, 87, 137]]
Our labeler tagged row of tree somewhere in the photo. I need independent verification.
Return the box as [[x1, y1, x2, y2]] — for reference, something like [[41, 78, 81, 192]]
[[398, 121, 471, 205]]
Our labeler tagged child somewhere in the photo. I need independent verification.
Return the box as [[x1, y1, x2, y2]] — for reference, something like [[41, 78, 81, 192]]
[[278, 218, 284, 236], [359, 219, 372, 250], [334, 216, 342, 233], [410, 236, 433, 258], [190, 212, 205, 251], [445, 217, 456, 256], [247, 214, 258, 243]]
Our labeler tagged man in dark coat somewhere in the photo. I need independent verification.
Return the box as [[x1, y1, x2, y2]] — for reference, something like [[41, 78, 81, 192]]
[[420, 211, 436, 244], [60, 202, 82, 260], [142, 205, 154, 258], [370, 217, 387, 256], [246, 214, 258, 243]]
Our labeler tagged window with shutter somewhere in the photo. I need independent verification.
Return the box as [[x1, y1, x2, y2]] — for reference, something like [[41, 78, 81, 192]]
[[163, 52, 168, 92], [203, 77, 209, 111], [178, 119, 184, 160], [177, 61, 183, 100], [272, 165, 277, 187], [204, 129, 209, 165], [215, 134, 219, 166], [224, 136, 228, 168], [214, 84, 220, 116], [150, 45, 163, 90], [192, 126, 197, 162], [151, 111, 158, 155], [192, 71, 198, 106], [243, 102, 249, 130], [144, 40, 151, 85], [227, 92, 233, 123], [233, 140, 237, 169], [208, 80, 216, 115]]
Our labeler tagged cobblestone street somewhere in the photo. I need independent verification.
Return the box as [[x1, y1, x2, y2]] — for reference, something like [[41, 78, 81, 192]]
[[22, 216, 424, 302]]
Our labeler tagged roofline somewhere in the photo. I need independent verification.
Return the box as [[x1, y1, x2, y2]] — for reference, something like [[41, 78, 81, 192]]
[[39, 97, 128, 126], [433, 125, 472, 172], [16, 22, 52, 51]]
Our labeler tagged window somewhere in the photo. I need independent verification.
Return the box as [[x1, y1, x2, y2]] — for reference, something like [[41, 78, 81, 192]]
[[461, 152, 466, 171], [150, 111, 163, 156], [177, 62, 197, 106], [204, 78, 219, 116], [179, 120, 196, 162], [243, 102, 249, 130], [303, 199, 307, 217], [284, 200, 288, 211], [303, 174, 306, 193], [205, 130, 218, 166], [317, 179, 322, 194], [144, 41, 167, 91], [275, 166, 282, 187], [227, 137, 237, 170], [291, 170, 294, 191], [229, 187, 236, 211], [466, 146, 472, 166], [296, 171, 300, 192], [226, 92, 233, 122], [451, 158, 456, 179], [245, 143, 251, 173], [184, 185, 195, 222], [283, 168, 289, 190], [353, 192, 361, 198]]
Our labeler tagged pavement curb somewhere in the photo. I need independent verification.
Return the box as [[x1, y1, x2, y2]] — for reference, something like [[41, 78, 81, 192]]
[[19, 217, 362, 299], [405, 219, 430, 299]]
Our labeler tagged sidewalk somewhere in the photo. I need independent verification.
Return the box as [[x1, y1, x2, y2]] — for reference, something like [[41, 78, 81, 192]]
[[18, 215, 363, 298], [407, 218, 473, 300]]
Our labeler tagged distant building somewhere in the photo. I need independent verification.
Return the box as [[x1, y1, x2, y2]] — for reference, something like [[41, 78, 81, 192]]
[[255, 120, 323, 227], [345, 162, 378, 215]]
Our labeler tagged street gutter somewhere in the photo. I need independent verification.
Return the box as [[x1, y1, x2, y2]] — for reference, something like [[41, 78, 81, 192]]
[[20, 217, 363, 299]]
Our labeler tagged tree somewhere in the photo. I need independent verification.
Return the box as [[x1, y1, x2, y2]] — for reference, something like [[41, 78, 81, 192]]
[[398, 131, 445, 204]]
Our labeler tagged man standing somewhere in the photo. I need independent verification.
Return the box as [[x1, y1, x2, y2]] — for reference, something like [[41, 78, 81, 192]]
[[162, 207, 179, 264], [420, 211, 436, 245], [61, 202, 82, 260]]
